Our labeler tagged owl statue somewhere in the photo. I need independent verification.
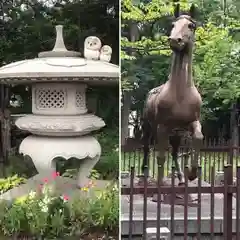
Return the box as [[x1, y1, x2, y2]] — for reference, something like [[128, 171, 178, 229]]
[[99, 45, 112, 62], [84, 36, 102, 60]]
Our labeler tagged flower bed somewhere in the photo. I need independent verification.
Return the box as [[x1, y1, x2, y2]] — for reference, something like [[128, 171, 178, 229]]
[[0, 172, 119, 239]]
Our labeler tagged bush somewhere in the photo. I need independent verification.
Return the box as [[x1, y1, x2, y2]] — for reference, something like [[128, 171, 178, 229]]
[[0, 173, 119, 239], [94, 128, 119, 180], [69, 183, 119, 237], [5, 155, 37, 179]]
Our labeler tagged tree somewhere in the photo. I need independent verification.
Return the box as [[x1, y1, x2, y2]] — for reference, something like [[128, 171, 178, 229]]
[[0, 0, 119, 127], [121, 0, 240, 140]]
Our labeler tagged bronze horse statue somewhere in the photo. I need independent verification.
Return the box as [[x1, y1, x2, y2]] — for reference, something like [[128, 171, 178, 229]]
[[141, 3, 203, 187]]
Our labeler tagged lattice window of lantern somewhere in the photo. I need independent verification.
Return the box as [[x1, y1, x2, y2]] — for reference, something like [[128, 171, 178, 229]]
[[76, 90, 85, 108], [35, 88, 66, 109]]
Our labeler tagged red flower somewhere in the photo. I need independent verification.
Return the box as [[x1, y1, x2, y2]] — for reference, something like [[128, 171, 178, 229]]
[[52, 171, 60, 179]]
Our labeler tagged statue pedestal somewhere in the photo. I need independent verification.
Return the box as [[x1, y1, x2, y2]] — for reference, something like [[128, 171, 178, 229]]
[[137, 176, 198, 206]]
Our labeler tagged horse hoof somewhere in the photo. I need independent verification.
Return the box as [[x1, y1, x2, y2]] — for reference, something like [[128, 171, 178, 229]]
[[187, 166, 198, 181], [193, 131, 204, 141], [178, 182, 185, 186]]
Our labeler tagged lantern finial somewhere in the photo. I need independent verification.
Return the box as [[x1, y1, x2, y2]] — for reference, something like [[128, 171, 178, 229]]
[[38, 25, 80, 58], [52, 25, 67, 52]]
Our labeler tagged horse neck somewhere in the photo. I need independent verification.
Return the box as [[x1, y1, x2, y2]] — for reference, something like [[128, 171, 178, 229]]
[[169, 47, 194, 89]]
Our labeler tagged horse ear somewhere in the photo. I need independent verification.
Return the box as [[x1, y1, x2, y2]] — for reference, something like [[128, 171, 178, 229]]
[[189, 4, 196, 18], [174, 3, 180, 18]]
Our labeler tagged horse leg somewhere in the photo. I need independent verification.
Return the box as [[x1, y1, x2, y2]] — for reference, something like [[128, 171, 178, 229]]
[[169, 135, 185, 185], [141, 119, 151, 177], [192, 120, 204, 141], [188, 120, 203, 181], [152, 128, 168, 202], [156, 128, 168, 185]]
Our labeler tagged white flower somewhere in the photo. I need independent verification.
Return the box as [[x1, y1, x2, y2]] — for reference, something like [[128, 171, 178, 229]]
[[42, 195, 51, 205], [38, 201, 49, 213], [41, 184, 54, 196], [29, 190, 37, 199], [41, 205, 48, 213]]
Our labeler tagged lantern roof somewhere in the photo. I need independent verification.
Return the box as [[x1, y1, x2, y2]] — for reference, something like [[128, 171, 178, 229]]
[[0, 25, 119, 85]]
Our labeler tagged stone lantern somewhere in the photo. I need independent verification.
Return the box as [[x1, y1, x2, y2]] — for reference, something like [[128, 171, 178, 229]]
[[0, 25, 119, 188]]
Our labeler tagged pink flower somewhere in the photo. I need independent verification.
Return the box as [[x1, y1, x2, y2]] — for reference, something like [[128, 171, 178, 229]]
[[37, 184, 43, 193], [43, 178, 48, 183], [87, 180, 95, 187], [63, 194, 69, 201], [52, 171, 60, 179]]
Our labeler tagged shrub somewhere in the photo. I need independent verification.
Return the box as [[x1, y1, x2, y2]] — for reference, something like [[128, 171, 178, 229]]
[[69, 182, 119, 236], [0, 172, 119, 239], [94, 128, 119, 180], [5, 155, 37, 179]]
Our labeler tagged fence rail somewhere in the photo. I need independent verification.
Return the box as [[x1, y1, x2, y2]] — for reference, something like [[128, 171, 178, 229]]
[[121, 138, 240, 183]]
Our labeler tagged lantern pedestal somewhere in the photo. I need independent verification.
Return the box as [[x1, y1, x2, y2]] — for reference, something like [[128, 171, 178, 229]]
[[18, 135, 101, 188]]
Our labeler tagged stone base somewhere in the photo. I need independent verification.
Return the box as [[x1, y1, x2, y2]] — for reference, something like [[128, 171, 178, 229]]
[[146, 227, 170, 240], [19, 135, 101, 188], [0, 174, 110, 202], [124, 175, 198, 206]]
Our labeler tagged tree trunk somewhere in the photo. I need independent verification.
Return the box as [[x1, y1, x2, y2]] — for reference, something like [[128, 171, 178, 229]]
[[230, 103, 239, 156], [121, 91, 131, 146], [121, 22, 139, 146]]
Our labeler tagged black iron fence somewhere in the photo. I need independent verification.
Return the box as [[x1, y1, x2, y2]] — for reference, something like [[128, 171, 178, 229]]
[[121, 137, 237, 183], [121, 138, 240, 239], [121, 165, 239, 239]]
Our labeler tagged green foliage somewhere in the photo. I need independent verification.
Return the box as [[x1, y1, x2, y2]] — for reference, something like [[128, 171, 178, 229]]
[[0, 0, 119, 65], [69, 183, 119, 235], [0, 181, 119, 238], [5, 155, 37, 179], [87, 86, 119, 128], [194, 23, 240, 120], [121, 0, 240, 123], [1, 0, 119, 125], [94, 128, 119, 180], [0, 175, 26, 195]]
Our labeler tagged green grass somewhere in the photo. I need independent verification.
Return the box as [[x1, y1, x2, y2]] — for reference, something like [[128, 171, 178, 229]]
[[121, 150, 240, 182]]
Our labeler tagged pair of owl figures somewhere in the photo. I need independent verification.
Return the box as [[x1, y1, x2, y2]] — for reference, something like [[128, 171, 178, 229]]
[[84, 36, 112, 63]]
